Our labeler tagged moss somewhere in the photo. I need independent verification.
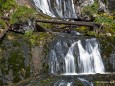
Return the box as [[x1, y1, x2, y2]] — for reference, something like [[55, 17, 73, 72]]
[[95, 14, 115, 27], [95, 13, 115, 35], [75, 26, 89, 33], [74, 26, 98, 36], [38, 22, 55, 29], [10, 6, 35, 24], [99, 36, 115, 58], [0, 0, 17, 12], [75, 13, 115, 37], [0, 19, 6, 29], [24, 30, 37, 45], [82, 0, 99, 15], [87, 31, 98, 36], [0, 32, 31, 84], [24, 31, 53, 46]]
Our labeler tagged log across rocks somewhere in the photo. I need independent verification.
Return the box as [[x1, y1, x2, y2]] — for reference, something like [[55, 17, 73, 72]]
[[36, 19, 100, 28], [0, 17, 101, 40]]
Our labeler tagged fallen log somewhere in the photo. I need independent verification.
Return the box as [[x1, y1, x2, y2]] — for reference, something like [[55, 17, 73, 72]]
[[1, 16, 101, 28], [36, 19, 100, 28]]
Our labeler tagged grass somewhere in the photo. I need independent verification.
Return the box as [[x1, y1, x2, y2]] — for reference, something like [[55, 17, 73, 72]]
[[0, 0, 17, 12], [10, 6, 35, 24], [95, 13, 115, 35]]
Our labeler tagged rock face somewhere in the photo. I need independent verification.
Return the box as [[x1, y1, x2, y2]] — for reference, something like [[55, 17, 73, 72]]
[[0, 32, 31, 85], [108, 0, 115, 13], [15, 0, 29, 6], [0, 32, 54, 85], [15, 0, 34, 8], [11, 19, 36, 33], [74, 0, 107, 17], [0, 32, 115, 86]]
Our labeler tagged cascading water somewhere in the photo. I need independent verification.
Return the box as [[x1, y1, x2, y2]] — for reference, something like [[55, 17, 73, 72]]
[[32, 1, 107, 86], [48, 37, 105, 86], [33, 0, 55, 17], [77, 38, 105, 73], [49, 37, 105, 74], [78, 78, 94, 86], [54, 80, 73, 86], [33, 0, 77, 18], [65, 42, 77, 74]]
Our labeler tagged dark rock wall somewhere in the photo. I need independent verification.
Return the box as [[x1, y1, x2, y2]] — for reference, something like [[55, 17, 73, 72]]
[[108, 0, 115, 13], [0, 32, 54, 85]]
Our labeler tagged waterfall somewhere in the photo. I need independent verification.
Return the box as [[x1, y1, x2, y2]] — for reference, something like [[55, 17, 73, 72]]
[[54, 80, 73, 86], [78, 78, 94, 86], [33, 0, 55, 17], [65, 42, 77, 74], [49, 37, 105, 74], [33, 0, 77, 18], [77, 38, 105, 73]]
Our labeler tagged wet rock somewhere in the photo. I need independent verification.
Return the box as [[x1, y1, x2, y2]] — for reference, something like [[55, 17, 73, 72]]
[[110, 52, 115, 72], [74, 0, 108, 18], [0, 32, 54, 85], [0, 32, 31, 84], [99, 37, 115, 72], [108, 0, 115, 13], [11, 18, 36, 33]]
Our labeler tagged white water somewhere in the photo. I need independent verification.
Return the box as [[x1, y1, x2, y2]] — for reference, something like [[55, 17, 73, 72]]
[[33, 0, 77, 18], [78, 78, 94, 86], [33, 0, 55, 17], [50, 50, 59, 74], [77, 38, 105, 73], [54, 80, 72, 86], [65, 42, 77, 73], [67, 82, 72, 86], [64, 38, 105, 75]]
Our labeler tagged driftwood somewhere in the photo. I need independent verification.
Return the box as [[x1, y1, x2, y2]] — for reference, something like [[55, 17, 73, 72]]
[[36, 19, 100, 28]]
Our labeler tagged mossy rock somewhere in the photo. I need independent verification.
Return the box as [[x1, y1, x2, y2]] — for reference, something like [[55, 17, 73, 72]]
[[10, 6, 35, 24]]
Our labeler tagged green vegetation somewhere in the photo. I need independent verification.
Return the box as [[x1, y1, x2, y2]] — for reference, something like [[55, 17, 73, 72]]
[[95, 13, 115, 35], [24, 30, 37, 45], [76, 13, 115, 36], [0, 32, 31, 83], [0, 19, 6, 29], [24, 30, 52, 46], [0, 0, 36, 25], [38, 22, 55, 29], [0, 0, 17, 30], [82, 0, 99, 15], [10, 6, 35, 24], [0, 0, 17, 12], [0, 0, 115, 86]]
